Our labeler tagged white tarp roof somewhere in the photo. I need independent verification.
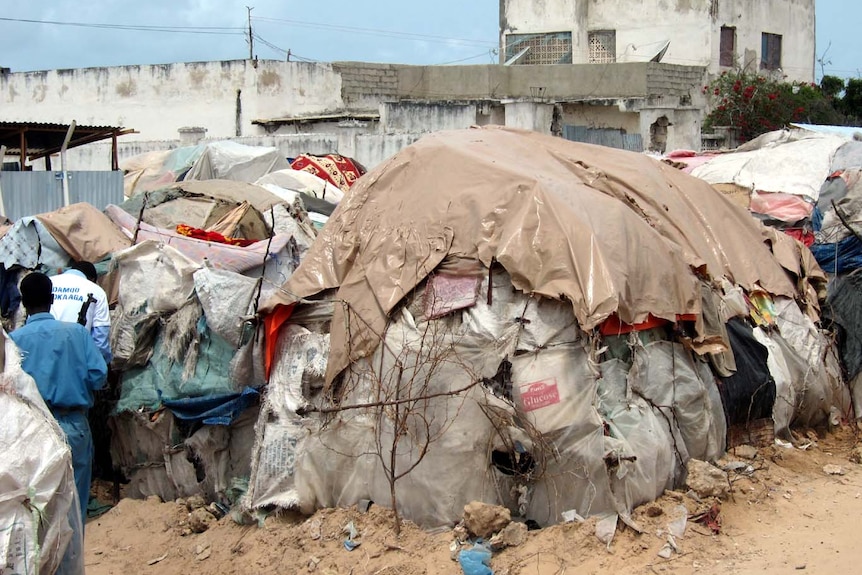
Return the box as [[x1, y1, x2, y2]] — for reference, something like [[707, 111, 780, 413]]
[[692, 130, 847, 201]]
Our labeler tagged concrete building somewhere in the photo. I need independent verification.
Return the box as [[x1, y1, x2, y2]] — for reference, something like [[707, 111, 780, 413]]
[[1, 2, 814, 171], [500, 0, 816, 83], [1, 58, 707, 170]]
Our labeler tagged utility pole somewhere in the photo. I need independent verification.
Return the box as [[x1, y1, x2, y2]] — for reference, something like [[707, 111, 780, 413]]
[[246, 6, 254, 60]]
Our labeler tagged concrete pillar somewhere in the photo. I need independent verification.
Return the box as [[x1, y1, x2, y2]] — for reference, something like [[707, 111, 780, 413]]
[[178, 127, 207, 146], [502, 101, 556, 134]]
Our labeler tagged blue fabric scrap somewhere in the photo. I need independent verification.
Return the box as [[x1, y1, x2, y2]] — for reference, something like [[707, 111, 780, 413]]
[[162, 386, 260, 425]]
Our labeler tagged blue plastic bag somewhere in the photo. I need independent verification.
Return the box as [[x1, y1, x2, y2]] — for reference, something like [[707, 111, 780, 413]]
[[458, 543, 493, 575]]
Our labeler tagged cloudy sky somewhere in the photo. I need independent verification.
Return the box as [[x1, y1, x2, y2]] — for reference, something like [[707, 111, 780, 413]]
[[0, 1, 857, 80]]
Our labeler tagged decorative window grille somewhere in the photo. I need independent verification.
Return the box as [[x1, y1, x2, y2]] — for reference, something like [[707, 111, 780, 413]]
[[505, 32, 573, 65], [588, 30, 616, 64]]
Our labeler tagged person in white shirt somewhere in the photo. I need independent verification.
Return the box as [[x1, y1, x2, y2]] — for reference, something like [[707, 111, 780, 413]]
[[50, 261, 112, 364]]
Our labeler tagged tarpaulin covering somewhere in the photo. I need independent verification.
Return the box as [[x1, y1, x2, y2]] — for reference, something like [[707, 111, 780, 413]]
[[692, 130, 847, 202], [105, 205, 295, 276], [749, 191, 813, 223], [35, 202, 131, 264], [0, 216, 69, 271], [248, 268, 728, 528], [117, 181, 282, 241], [116, 322, 241, 412], [264, 126, 796, 384], [122, 145, 204, 198], [717, 318, 776, 426], [827, 270, 862, 381], [255, 169, 345, 204], [110, 407, 259, 502], [184, 141, 290, 183], [1, 336, 83, 575], [162, 387, 260, 426], [810, 235, 862, 275]]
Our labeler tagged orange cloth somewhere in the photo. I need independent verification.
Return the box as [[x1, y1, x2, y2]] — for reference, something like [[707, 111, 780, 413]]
[[264, 304, 295, 379], [175, 224, 256, 247]]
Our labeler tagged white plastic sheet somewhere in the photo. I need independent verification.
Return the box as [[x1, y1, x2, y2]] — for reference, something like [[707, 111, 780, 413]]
[[1, 338, 82, 575], [193, 266, 258, 347], [184, 141, 290, 183], [113, 240, 200, 314]]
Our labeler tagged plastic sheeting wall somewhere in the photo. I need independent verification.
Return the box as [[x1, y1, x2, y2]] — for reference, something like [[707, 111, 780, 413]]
[[0, 171, 123, 220], [247, 272, 728, 528]]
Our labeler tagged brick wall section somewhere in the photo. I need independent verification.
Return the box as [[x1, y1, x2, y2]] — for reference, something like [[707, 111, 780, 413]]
[[646, 63, 706, 97], [332, 62, 399, 104]]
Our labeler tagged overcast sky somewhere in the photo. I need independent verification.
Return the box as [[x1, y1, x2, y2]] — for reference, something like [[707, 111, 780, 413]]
[[0, 1, 857, 80]]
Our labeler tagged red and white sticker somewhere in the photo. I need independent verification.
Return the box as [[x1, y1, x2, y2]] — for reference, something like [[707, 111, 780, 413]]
[[519, 378, 561, 412]]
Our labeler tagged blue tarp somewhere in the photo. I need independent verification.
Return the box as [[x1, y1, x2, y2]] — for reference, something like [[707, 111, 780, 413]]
[[811, 235, 862, 275], [162, 386, 260, 426], [117, 317, 246, 413]]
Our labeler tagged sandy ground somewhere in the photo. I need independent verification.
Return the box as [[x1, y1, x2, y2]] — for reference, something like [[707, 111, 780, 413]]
[[84, 426, 862, 575]]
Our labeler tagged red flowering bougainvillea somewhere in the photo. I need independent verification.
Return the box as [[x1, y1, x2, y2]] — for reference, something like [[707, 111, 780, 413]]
[[703, 71, 843, 143]]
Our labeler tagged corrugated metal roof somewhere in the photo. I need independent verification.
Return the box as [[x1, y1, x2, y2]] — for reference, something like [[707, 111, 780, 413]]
[[0, 121, 133, 161]]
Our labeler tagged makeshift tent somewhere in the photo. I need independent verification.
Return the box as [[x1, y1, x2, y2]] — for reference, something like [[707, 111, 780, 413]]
[[289, 153, 366, 192], [104, 177, 317, 502], [122, 145, 204, 198], [247, 127, 847, 530], [255, 169, 345, 229], [183, 141, 290, 183], [1, 335, 83, 575]]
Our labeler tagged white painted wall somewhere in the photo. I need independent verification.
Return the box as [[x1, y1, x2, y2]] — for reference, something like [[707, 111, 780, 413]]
[[501, 0, 815, 82], [503, 101, 555, 133], [714, 0, 815, 82], [1, 60, 345, 141]]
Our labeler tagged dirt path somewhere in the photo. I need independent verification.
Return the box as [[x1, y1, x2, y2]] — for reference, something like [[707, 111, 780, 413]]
[[84, 426, 862, 575]]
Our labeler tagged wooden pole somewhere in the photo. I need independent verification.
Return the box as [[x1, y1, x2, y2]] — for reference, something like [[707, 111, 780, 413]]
[[18, 129, 25, 171], [111, 130, 119, 170]]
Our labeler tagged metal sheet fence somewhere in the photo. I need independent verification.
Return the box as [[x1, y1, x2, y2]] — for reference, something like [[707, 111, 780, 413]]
[[0, 171, 123, 220], [562, 125, 644, 152]]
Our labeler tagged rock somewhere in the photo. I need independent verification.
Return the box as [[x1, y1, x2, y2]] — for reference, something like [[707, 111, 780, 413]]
[[463, 501, 511, 538], [732, 444, 758, 460], [823, 464, 845, 476], [195, 542, 212, 561], [489, 521, 528, 550], [663, 490, 685, 502], [646, 506, 663, 518], [188, 508, 217, 533], [146, 495, 163, 504], [186, 495, 207, 511], [685, 459, 729, 499], [849, 446, 862, 464]]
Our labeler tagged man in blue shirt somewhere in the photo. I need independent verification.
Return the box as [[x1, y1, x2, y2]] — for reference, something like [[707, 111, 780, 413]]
[[10, 272, 107, 523]]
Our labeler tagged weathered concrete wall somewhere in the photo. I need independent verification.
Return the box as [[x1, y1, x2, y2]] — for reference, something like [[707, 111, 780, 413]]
[[560, 103, 640, 134], [396, 62, 654, 100], [1, 60, 344, 141], [715, 0, 815, 82], [380, 102, 478, 134], [64, 132, 422, 174], [504, 102, 556, 133], [500, 0, 815, 82], [6, 57, 708, 173]]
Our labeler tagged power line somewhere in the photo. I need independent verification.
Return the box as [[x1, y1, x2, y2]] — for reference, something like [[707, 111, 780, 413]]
[[252, 15, 496, 48], [0, 16, 245, 35]]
